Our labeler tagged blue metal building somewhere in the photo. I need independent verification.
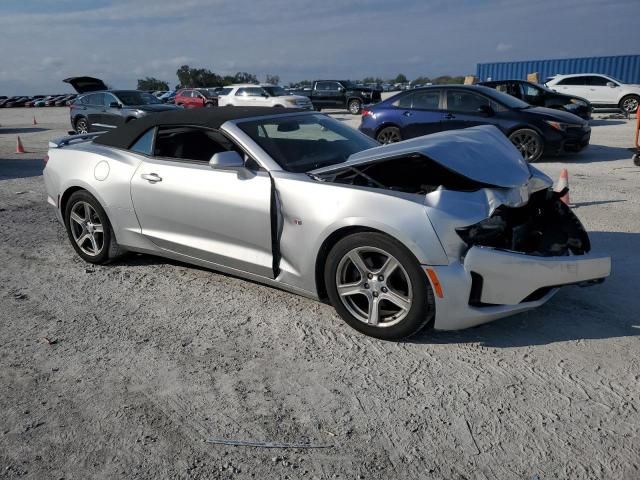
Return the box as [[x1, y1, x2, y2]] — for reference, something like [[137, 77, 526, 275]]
[[476, 55, 640, 84]]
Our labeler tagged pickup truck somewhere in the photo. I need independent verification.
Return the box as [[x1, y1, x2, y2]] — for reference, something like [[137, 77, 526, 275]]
[[296, 80, 382, 114]]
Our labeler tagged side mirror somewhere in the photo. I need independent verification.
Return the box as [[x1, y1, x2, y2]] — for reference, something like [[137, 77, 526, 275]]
[[109, 101, 121, 109], [606, 82, 617, 88], [209, 151, 244, 170], [477, 104, 494, 116]]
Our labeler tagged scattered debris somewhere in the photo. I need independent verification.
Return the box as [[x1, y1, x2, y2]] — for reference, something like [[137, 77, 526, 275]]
[[40, 337, 57, 345], [206, 437, 333, 449]]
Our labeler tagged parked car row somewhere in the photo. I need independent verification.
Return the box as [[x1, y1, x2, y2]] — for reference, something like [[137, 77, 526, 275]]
[[0, 94, 77, 108]]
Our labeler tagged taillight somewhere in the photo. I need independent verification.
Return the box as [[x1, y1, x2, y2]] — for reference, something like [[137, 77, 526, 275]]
[[361, 109, 372, 117], [43, 154, 49, 167]]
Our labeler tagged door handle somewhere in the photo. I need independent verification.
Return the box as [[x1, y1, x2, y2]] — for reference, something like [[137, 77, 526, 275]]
[[141, 173, 162, 183], [402, 110, 413, 117], [444, 113, 455, 119]]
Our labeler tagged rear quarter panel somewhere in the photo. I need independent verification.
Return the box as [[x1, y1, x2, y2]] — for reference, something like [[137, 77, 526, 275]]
[[44, 144, 144, 246]]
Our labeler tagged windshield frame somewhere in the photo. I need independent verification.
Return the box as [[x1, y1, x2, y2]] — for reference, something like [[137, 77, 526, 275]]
[[235, 113, 379, 173]]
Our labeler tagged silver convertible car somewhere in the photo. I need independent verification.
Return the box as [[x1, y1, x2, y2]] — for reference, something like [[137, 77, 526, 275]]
[[43, 107, 610, 339]]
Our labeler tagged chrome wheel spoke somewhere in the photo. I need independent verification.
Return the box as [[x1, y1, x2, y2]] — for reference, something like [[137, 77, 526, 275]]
[[337, 282, 365, 297], [378, 256, 399, 278], [348, 250, 369, 278], [92, 224, 104, 233], [70, 211, 84, 225], [76, 232, 90, 247], [89, 234, 99, 253], [83, 202, 92, 221], [382, 289, 412, 312], [367, 295, 380, 326]]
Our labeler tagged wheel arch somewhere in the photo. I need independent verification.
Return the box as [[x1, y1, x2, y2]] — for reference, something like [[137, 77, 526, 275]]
[[374, 122, 402, 139], [314, 226, 388, 301], [60, 183, 111, 223]]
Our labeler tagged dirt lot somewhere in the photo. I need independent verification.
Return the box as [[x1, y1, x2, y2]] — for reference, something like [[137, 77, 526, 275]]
[[1, 106, 639, 479]]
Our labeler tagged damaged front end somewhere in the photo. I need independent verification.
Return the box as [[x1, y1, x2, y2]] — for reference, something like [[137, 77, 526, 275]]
[[309, 125, 609, 325], [455, 188, 590, 257]]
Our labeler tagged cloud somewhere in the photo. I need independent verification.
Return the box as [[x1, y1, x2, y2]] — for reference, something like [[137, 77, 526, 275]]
[[41, 57, 64, 68], [0, 0, 637, 95]]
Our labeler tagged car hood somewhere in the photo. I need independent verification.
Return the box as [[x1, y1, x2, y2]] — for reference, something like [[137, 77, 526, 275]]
[[63, 76, 108, 93], [310, 125, 531, 188], [525, 106, 589, 123], [129, 104, 180, 112]]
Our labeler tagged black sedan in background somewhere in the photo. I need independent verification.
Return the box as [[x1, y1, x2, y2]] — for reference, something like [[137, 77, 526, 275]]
[[359, 85, 591, 162], [479, 79, 592, 120]]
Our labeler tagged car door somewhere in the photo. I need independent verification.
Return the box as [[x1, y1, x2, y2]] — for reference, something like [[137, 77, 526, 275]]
[[394, 90, 444, 139], [192, 90, 207, 108], [101, 92, 125, 128], [130, 126, 275, 278], [313, 81, 342, 108], [85, 93, 106, 131], [442, 89, 502, 131], [584, 75, 619, 104]]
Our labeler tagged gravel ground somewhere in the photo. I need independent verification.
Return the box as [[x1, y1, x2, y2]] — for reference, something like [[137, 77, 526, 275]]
[[1, 107, 639, 479]]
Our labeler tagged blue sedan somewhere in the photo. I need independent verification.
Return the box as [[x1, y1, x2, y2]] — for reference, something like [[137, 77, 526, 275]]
[[359, 85, 591, 162]]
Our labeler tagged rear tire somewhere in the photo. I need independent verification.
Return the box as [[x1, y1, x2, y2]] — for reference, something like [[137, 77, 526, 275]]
[[508, 128, 544, 162], [348, 99, 362, 115], [205, 102, 215, 108], [325, 232, 435, 340], [64, 190, 121, 264], [376, 126, 402, 144], [619, 95, 639, 115]]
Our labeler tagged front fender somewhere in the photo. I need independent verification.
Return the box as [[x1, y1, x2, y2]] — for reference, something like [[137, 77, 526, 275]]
[[271, 172, 448, 295]]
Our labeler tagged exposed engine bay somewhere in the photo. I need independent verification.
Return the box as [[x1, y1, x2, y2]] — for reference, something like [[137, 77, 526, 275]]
[[314, 154, 589, 258], [313, 154, 491, 194]]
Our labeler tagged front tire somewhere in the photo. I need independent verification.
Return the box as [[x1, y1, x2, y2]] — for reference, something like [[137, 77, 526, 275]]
[[619, 95, 639, 115], [508, 128, 544, 162], [376, 126, 402, 144], [348, 99, 362, 115], [325, 232, 435, 340], [75, 117, 89, 134], [64, 190, 121, 264]]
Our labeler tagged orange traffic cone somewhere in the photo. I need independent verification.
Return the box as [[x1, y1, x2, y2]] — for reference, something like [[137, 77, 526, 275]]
[[555, 168, 570, 205], [32, 116, 37, 125], [16, 136, 25, 154]]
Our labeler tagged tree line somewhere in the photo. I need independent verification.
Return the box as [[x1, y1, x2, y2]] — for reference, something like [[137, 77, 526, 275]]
[[137, 67, 466, 91]]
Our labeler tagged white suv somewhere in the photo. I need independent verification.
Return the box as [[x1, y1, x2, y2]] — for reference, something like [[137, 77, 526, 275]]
[[218, 84, 313, 109], [545, 73, 640, 114]]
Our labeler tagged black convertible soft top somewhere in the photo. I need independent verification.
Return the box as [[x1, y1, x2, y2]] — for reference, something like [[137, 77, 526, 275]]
[[93, 107, 307, 150]]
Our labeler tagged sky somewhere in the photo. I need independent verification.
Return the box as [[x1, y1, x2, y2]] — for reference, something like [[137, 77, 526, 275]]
[[0, 0, 638, 95]]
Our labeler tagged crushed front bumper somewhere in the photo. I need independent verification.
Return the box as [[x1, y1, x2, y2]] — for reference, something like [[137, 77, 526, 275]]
[[427, 246, 611, 330]]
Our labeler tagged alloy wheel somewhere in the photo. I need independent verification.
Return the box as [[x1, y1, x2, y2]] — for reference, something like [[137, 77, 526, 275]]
[[335, 247, 413, 327], [509, 131, 542, 162], [69, 201, 104, 256], [377, 128, 401, 144], [76, 118, 88, 134], [622, 96, 639, 114], [349, 100, 361, 114]]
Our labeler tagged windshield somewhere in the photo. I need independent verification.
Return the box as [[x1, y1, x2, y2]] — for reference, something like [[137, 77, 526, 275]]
[[476, 86, 530, 109], [238, 114, 379, 173], [116, 91, 161, 105], [263, 86, 287, 97]]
